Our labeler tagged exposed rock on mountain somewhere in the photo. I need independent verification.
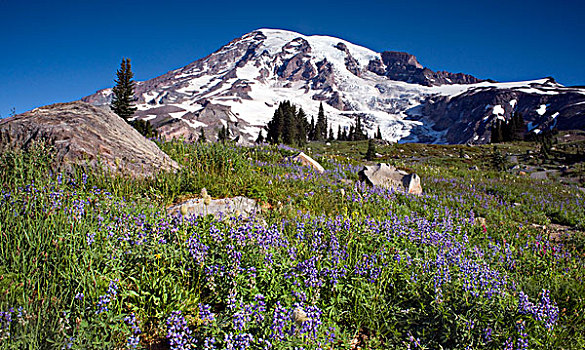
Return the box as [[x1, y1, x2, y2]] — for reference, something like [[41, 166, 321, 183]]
[[0, 101, 179, 177], [82, 29, 585, 144], [374, 51, 483, 86], [412, 78, 585, 144]]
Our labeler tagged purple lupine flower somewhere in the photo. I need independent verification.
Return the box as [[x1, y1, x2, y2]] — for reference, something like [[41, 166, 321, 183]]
[[198, 303, 215, 323], [166, 310, 195, 350], [124, 313, 141, 349], [95, 279, 118, 314], [516, 320, 528, 350], [269, 302, 290, 340]]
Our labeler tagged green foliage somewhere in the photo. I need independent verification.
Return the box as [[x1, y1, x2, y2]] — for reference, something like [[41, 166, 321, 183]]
[[365, 139, 376, 160], [313, 102, 327, 141], [1, 140, 584, 349], [111, 58, 137, 121], [266, 101, 309, 146], [490, 146, 508, 171], [199, 128, 206, 143], [130, 119, 157, 138], [491, 112, 526, 143], [375, 125, 383, 140]]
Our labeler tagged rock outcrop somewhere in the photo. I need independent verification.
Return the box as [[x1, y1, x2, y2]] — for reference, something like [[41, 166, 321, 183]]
[[359, 164, 422, 195], [0, 101, 179, 177]]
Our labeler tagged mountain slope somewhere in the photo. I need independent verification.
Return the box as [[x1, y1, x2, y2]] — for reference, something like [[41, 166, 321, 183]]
[[83, 29, 585, 144]]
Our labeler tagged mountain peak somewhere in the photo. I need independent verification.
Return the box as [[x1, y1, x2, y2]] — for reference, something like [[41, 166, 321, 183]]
[[81, 29, 585, 145]]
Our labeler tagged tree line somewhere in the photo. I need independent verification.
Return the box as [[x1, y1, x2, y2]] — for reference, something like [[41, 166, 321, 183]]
[[262, 101, 383, 146], [490, 112, 525, 143]]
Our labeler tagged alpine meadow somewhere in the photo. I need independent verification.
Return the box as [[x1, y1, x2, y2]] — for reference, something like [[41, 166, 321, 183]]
[[1, 22, 585, 350]]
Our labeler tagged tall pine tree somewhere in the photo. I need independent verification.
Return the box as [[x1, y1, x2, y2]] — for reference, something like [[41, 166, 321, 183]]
[[266, 101, 309, 146], [314, 102, 327, 141], [111, 58, 137, 121]]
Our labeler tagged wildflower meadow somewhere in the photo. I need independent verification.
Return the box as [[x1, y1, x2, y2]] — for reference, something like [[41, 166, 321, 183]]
[[0, 141, 584, 349]]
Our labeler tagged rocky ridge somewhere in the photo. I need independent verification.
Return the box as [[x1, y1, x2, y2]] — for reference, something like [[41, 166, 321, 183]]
[[82, 29, 585, 144]]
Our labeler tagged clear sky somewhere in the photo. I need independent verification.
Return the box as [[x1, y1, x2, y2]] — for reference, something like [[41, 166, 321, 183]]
[[1, 0, 584, 117]]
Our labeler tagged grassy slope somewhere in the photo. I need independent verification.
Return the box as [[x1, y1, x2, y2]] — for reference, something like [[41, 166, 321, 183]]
[[0, 139, 583, 349]]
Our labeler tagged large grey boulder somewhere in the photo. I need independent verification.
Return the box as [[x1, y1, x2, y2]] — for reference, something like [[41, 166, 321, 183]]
[[359, 163, 422, 195], [0, 101, 179, 177], [168, 196, 259, 219]]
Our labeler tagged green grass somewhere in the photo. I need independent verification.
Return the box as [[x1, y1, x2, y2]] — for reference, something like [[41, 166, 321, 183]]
[[0, 140, 584, 349]]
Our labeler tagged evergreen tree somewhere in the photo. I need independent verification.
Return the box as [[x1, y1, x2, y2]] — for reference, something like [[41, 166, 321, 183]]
[[314, 102, 327, 141], [218, 125, 228, 142], [491, 120, 504, 143], [266, 106, 284, 144], [130, 119, 156, 138], [365, 139, 376, 160], [376, 125, 382, 140], [256, 130, 264, 144], [111, 58, 137, 121], [337, 125, 342, 141], [329, 126, 335, 141], [295, 108, 308, 145], [501, 118, 513, 142], [282, 102, 297, 145], [352, 115, 367, 141], [309, 116, 315, 141], [491, 145, 507, 171], [512, 112, 525, 141], [266, 101, 309, 146], [199, 128, 206, 143]]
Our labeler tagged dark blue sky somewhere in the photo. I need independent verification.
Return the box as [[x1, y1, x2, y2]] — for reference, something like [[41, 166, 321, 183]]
[[1, 0, 584, 117]]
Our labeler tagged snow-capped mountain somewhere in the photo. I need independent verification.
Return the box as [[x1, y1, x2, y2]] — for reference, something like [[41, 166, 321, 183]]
[[83, 29, 585, 144]]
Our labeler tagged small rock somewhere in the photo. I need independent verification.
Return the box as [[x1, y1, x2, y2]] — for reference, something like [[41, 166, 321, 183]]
[[286, 152, 325, 174], [168, 196, 259, 219], [530, 171, 548, 180]]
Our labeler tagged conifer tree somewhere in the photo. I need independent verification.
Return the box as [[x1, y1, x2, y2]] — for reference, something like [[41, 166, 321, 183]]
[[296, 108, 308, 145], [365, 139, 376, 160], [199, 128, 206, 143], [309, 116, 315, 141], [352, 115, 367, 141], [218, 125, 228, 142], [512, 112, 525, 141], [266, 101, 309, 146], [282, 101, 297, 145], [267, 106, 284, 144], [256, 130, 264, 144], [376, 125, 382, 140], [111, 58, 137, 121], [314, 102, 327, 141]]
